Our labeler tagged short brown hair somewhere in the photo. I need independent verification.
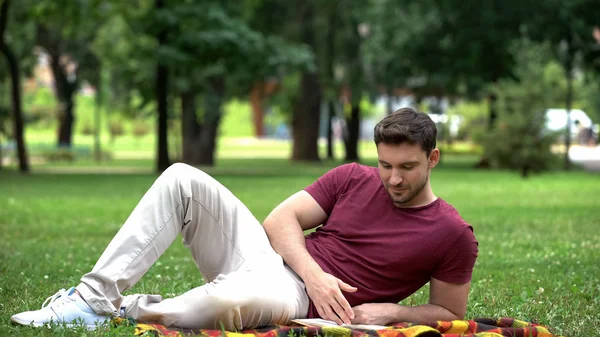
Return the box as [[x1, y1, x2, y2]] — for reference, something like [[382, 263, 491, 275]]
[[373, 107, 437, 155]]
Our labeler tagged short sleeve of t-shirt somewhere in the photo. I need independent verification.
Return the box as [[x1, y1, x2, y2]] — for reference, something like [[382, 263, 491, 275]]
[[432, 225, 479, 284], [304, 163, 357, 215]]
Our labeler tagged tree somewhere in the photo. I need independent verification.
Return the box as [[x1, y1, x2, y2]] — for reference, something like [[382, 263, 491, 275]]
[[525, 0, 600, 170], [162, 2, 313, 166], [30, 0, 101, 147], [93, 0, 173, 171], [155, 0, 170, 172], [340, 2, 368, 162], [482, 41, 563, 177], [291, 0, 321, 162], [0, 0, 29, 173]]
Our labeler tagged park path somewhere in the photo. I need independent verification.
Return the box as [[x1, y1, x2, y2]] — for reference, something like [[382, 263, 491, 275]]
[[569, 145, 600, 171]]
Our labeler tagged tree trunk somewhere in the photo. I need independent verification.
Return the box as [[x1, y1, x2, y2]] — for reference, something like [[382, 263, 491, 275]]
[[0, 132, 3, 169], [250, 81, 265, 138], [343, 9, 362, 162], [291, 1, 321, 162], [474, 94, 498, 169], [520, 163, 530, 179], [46, 49, 77, 147], [326, 100, 335, 159], [325, 7, 336, 160], [155, 0, 170, 172], [181, 90, 201, 164], [156, 62, 169, 172], [197, 76, 225, 166], [292, 71, 321, 162], [0, 0, 29, 173], [56, 98, 74, 146], [180, 78, 225, 167], [487, 93, 498, 130], [563, 41, 574, 171], [93, 66, 103, 162], [386, 84, 394, 115], [344, 104, 360, 161]]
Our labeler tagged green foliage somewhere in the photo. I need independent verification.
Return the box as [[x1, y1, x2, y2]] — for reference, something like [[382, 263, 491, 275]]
[[91, 2, 156, 115], [22, 87, 59, 129], [0, 105, 10, 137], [267, 71, 301, 124], [163, 2, 314, 96], [1, 0, 37, 76], [482, 42, 563, 177], [447, 101, 489, 142], [579, 73, 600, 123], [363, 0, 524, 98]]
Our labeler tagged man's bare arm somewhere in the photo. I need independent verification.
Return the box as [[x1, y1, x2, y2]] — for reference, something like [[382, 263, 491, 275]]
[[263, 191, 357, 324], [352, 278, 470, 325]]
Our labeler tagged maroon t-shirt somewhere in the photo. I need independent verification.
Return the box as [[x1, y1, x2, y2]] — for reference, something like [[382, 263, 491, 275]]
[[303, 163, 478, 318]]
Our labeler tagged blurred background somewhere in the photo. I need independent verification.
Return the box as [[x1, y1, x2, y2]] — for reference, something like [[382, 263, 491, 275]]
[[1, 0, 600, 175]]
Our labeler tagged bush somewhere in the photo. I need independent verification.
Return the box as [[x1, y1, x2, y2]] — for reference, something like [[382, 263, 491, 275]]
[[41, 148, 76, 162], [80, 120, 96, 136], [93, 149, 114, 161], [483, 111, 560, 177], [132, 119, 151, 139], [447, 101, 488, 142], [482, 41, 563, 177], [108, 118, 125, 142]]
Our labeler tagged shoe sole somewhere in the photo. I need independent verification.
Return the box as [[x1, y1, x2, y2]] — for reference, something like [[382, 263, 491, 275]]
[[11, 315, 100, 330]]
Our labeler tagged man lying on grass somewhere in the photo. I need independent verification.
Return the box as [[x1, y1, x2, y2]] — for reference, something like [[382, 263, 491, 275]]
[[12, 107, 478, 330]]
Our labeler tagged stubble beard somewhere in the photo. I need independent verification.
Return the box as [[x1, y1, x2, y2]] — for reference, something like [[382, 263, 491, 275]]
[[388, 175, 429, 206]]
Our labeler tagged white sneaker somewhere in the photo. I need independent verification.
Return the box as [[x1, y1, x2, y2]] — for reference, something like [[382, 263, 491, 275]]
[[11, 287, 111, 330]]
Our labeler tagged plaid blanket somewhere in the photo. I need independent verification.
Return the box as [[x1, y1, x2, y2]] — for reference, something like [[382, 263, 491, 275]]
[[123, 317, 563, 337]]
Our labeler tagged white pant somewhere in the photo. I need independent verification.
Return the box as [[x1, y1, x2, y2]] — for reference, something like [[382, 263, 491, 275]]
[[75, 163, 309, 330]]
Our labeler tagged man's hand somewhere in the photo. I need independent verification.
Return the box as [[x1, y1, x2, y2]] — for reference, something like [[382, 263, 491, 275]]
[[351, 303, 399, 325], [304, 270, 357, 325]]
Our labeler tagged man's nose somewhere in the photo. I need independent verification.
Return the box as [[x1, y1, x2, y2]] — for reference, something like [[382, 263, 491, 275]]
[[389, 170, 403, 186]]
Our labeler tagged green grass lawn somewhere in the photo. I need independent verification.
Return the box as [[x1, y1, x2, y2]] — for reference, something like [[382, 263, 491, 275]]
[[0, 157, 599, 336]]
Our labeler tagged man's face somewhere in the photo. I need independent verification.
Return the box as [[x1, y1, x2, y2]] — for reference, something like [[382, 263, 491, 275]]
[[376, 142, 439, 207]]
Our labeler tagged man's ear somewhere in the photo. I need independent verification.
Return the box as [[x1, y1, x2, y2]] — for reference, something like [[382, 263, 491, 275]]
[[428, 148, 440, 168]]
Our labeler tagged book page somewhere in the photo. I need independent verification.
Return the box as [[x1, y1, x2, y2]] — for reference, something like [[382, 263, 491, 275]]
[[291, 318, 388, 330]]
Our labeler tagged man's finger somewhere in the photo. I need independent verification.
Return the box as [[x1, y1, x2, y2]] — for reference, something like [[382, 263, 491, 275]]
[[337, 279, 358, 292], [334, 291, 355, 320], [329, 299, 352, 324], [322, 305, 343, 325], [315, 305, 327, 324]]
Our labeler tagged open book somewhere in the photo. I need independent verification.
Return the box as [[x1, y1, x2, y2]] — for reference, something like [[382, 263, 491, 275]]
[[291, 318, 388, 330]]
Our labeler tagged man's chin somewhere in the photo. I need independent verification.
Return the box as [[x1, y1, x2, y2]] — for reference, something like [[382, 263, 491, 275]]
[[392, 199, 409, 206], [390, 194, 411, 206]]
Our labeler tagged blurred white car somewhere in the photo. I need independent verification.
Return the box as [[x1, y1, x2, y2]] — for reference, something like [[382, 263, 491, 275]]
[[545, 109, 592, 136]]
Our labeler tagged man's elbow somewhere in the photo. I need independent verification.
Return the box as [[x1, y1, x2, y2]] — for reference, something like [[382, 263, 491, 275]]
[[446, 308, 465, 321], [433, 304, 465, 321]]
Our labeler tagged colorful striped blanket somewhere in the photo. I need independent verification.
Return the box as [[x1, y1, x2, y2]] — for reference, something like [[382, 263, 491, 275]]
[[124, 317, 563, 337]]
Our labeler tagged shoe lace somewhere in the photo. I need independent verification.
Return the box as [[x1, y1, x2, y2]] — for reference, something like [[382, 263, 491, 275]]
[[41, 288, 69, 308]]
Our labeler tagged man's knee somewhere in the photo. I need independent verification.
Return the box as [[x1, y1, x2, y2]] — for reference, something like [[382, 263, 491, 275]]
[[160, 163, 213, 186], [162, 162, 197, 177]]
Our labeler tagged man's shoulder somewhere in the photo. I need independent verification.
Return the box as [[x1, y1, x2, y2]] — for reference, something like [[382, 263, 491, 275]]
[[332, 162, 377, 177], [327, 163, 378, 179], [321, 163, 380, 195], [435, 199, 472, 229]]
